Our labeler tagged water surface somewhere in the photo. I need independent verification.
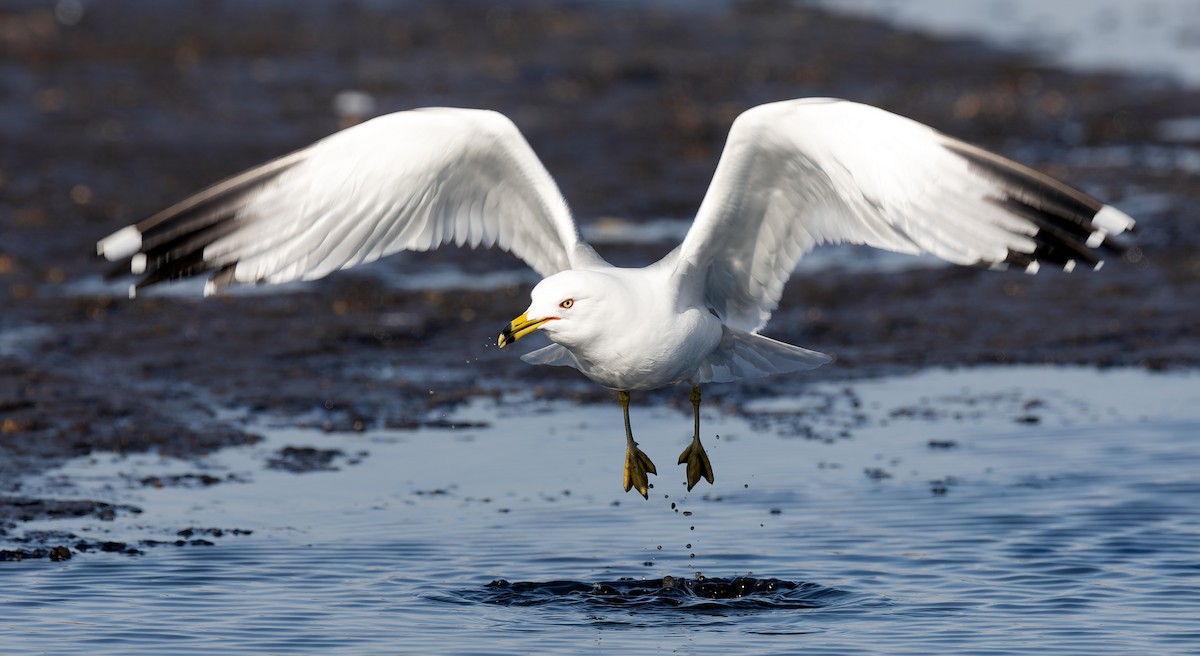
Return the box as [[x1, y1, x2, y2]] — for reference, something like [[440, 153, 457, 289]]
[[3, 367, 1198, 654], [811, 0, 1200, 86]]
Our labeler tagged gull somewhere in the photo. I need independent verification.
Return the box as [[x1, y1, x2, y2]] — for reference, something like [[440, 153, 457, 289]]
[[96, 98, 1135, 498]]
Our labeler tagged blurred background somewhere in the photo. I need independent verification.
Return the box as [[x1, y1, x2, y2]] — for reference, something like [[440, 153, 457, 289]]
[[2, 4, 1199, 652]]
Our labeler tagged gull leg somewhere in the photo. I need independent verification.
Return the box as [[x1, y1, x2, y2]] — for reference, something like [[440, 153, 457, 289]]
[[677, 385, 714, 491], [620, 391, 656, 499]]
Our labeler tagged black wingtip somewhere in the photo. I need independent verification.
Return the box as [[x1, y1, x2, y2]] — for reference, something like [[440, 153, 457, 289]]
[[942, 136, 1135, 273], [103, 147, 308, 294]]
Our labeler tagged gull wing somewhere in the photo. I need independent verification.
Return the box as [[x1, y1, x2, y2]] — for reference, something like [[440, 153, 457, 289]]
[[97, 108, 605, 296], [674, 98, 1136, 332]]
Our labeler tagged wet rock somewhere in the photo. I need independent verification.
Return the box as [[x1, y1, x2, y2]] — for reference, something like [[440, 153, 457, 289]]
[[139, 473, 238, 488], [72, 540, 142, 556], [864, 468, 893, 480], [176, 527, 253, 538], [0, 497, 141, 523], [0, 546, 72, 561], [266, 446, 349, 473]]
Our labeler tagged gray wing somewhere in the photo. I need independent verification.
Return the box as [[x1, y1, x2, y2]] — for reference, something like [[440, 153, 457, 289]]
[[675, 98, 1135, 332], [97, 107, 606, 296]]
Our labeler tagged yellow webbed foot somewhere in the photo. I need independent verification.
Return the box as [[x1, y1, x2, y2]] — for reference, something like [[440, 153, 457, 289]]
[[677, 435, 714, 491], [623, 442, 658, 499]]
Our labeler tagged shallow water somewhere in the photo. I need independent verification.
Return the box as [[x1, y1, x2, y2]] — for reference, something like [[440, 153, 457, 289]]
[[813, 0, 1200, 87], [3, 367, 1199, 655]]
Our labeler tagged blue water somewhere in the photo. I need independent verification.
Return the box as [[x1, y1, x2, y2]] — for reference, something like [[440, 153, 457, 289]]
[[2, 367, 1199, 655], [811, 0, 1200, 88]]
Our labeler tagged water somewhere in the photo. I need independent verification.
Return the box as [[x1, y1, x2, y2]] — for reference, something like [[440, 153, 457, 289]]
[[811, 0, 1200, 87], [3, 367, 1198, 654]]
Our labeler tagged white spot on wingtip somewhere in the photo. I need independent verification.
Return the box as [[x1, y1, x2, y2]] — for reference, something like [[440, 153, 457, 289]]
[[130, 253, 147, 275], [1086, 229, 1107, 249], [1024, 261, 1041, 275], [97, 225, 142, 260], [1092, 205, 1135, 234], [1063, 259, 1077, 273], [127, 284, 137, 299], [203, 280, 216, 297], [1094, 260, 1104, 271]]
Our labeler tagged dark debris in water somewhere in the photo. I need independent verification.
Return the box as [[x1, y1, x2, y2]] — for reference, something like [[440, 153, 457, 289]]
[[863, 467, 893, 481], [0, 545, 74, 562], [72, 540, 143, 556], [0, 526, 255, 562], [141, 526, 253, 549], [266, 446, 366, 473], [2, 539, 144, 560], [176, 526, 253, 539], [0, 497, 141, 523], [473, 576, 844, 610], [137, 472, 246, 488]]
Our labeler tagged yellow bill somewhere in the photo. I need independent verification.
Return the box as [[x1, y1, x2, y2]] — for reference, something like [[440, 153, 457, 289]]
[[498, 313, 553, 348]]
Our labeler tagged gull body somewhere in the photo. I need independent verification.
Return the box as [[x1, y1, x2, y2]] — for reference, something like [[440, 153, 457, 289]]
[[523, 267, 723, 392], [97, 98, 1134, 497]]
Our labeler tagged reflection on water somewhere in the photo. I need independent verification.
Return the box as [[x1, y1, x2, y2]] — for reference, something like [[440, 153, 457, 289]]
[[2, 367, 1199, 655]]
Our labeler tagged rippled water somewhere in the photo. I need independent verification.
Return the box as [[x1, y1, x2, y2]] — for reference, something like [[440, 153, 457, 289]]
[[3, 367, 1199, 655]]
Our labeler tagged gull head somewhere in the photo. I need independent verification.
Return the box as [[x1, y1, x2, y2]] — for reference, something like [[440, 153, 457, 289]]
[[498, 270, 621, 350]]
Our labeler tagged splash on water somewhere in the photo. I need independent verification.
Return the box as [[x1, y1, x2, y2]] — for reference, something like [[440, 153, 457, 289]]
[[467, 575, 855, 611]]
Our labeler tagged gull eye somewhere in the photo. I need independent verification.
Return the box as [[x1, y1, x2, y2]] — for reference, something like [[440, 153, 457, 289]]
[[559, 298, 574, 310]]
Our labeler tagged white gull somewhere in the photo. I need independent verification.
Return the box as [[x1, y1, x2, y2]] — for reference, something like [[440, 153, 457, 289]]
[[97, 98, 1135, 497]]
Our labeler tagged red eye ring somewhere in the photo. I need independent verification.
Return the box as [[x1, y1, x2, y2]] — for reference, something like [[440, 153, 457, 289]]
[[559, 298, 574, 309]]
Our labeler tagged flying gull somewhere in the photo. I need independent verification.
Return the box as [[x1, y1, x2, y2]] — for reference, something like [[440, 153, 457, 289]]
[[96, 98, 1135, 498]]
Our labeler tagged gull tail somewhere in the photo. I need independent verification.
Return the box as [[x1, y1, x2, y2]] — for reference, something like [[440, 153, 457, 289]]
[[693, 327, 832, 384]]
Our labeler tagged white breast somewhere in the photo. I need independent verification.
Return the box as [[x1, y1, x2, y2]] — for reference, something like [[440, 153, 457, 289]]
[[555, 268, 722, 391]]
